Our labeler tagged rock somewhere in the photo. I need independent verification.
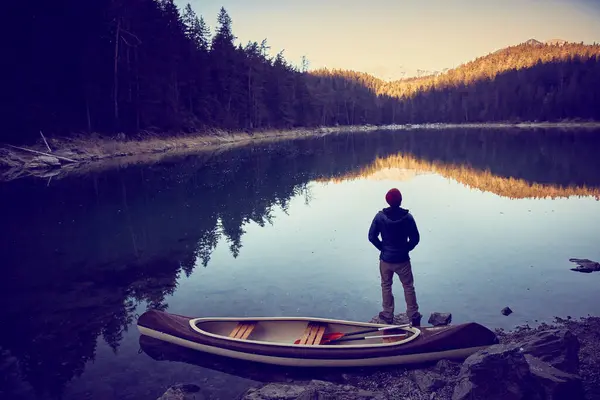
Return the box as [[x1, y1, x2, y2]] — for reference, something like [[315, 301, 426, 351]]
[[524, 354, 584, 399], [434, 359, 461, 375], [502, 307, 513, 316], [452, 341, 585, 400], [369, 313, 409, 325], [25, 155, 60, 169], [241, 380, 387, 400], [242, 383, 304, 400], [452, 344, 538, 400], [569, 258, 600, 273], [411, 370, 447, 392], [517, 328, 580, 374], [428, 312, 452, 326], [157, 384, 204, 400]]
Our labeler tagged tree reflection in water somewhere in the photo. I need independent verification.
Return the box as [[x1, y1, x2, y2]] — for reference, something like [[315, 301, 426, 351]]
[[0, 128, 599, 398]]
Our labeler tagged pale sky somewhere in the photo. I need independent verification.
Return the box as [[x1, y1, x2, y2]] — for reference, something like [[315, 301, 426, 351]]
[[177, 0, 600, 79]]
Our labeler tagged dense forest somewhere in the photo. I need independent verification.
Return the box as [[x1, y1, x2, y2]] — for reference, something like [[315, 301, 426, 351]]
[[5, 0, 600, 144]]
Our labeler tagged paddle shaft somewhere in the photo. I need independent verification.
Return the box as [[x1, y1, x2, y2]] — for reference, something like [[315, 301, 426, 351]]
[[327, 333, 408, 343], [332, 324, 410, 339]]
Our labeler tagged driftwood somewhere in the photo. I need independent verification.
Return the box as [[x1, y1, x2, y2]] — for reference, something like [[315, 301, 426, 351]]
[[6, 144, 78, 163], [569, 258, 600, 273], [40, 131, 52, 152]]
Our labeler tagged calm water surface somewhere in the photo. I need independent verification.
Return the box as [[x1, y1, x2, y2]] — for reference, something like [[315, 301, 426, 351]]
[[1, 128, 599, 399]]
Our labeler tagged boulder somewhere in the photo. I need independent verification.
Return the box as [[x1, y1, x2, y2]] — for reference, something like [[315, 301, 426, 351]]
[[524, 354, 584, 399], [428, 312, 452, 326], [411, 370, 447, 392], [452, 342, 584, 400], [517, 328, 580, 374], [25, 155, 60, 169], [433, 359, 461, 375], [241, 380, 387, 400], [452, 344, 538, 400]]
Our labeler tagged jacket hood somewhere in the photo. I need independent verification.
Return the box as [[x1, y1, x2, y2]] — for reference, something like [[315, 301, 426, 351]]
[[379, 207, 410, 223]]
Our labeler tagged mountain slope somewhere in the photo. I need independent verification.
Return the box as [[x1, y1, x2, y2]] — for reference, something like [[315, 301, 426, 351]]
[[380, 41, 600, 96], [309, 41, 600, 124]]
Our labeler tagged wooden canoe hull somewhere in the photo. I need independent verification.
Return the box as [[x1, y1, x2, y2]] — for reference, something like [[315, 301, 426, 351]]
[[136, 310, 498, 367]]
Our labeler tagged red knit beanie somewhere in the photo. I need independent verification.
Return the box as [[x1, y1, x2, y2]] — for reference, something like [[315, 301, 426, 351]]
[[385, 188, 402, 207]]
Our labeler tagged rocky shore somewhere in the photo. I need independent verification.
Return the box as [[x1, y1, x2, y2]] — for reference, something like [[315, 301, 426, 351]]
[[157, 314, 600, 400]]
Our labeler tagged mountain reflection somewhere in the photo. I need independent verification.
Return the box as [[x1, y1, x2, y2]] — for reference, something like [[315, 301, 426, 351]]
[[0, 128, 599, 398]]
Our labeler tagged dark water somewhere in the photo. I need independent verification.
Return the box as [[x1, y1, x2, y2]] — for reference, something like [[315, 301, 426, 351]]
[[1, 128, 600, 399]]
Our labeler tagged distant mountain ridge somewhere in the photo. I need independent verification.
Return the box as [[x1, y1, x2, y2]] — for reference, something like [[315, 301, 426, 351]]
[[368, 39, 572, 81], [523, 38, 569, 46]]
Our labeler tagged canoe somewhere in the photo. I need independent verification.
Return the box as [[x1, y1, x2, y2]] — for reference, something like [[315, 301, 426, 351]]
[[136, 309, 499, 367]]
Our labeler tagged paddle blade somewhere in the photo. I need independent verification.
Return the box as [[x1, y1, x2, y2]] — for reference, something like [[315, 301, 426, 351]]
[[294, 332, 344, 345], [322, 332, 344, 341]]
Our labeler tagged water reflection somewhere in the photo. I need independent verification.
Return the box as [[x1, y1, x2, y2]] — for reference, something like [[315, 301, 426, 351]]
[[138, 334, 327, 384], [0, 128, 599, 398]]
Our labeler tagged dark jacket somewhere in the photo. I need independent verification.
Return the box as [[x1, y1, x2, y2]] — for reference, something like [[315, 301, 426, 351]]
[[368, 206, 420, 263]]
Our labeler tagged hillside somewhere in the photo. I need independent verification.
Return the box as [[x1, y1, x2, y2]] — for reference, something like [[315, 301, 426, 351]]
[[311, 40, 600, 124], [4, 1, 600, 145], [317, 39, 600, 98]]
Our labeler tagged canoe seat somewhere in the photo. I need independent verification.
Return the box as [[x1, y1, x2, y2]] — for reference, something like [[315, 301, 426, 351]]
[[228, 322, 256, 340], [298, 322, 326, 345]]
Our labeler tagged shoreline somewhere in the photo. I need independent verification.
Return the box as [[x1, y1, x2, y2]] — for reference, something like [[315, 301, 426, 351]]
[[155, 314, 600, 400], [2, 121, 600, 182]]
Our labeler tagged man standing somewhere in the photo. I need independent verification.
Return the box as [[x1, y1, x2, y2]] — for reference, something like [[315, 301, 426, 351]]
[[368, 188, 422, 326]]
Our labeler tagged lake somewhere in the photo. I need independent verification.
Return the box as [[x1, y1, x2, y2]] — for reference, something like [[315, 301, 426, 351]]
[[1, 128, 599, 399]]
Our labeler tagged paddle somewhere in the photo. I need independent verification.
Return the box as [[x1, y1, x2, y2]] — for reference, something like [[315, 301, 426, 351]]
[[293, 324, 409, 344], [327, 332, 409, 343]]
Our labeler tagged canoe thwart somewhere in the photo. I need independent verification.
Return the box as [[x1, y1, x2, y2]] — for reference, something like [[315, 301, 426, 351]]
[[298, 322, 326, 345], [229, 322, 256, 340]]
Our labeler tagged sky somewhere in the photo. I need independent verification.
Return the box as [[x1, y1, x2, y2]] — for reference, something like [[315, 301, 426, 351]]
[[178, 0, 600, 80]]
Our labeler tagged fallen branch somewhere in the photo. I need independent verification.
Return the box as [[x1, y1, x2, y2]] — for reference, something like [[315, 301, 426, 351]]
[[40, 131, 52, 153], [6, 144, 78, 163]]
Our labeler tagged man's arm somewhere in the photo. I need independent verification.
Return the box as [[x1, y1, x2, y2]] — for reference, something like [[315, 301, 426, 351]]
[[406, 215, 420, 251], [368, 215, 383, 251]]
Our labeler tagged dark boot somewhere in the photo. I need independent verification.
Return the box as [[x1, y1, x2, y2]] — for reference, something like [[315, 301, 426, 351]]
[[410, 312, 422, 327]]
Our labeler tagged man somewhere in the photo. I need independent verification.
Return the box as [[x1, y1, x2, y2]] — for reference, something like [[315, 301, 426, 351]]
[[368, 188, 422, 326]]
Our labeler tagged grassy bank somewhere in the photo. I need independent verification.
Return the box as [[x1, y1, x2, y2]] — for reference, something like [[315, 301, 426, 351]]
[[2, 121, 600, 182]]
